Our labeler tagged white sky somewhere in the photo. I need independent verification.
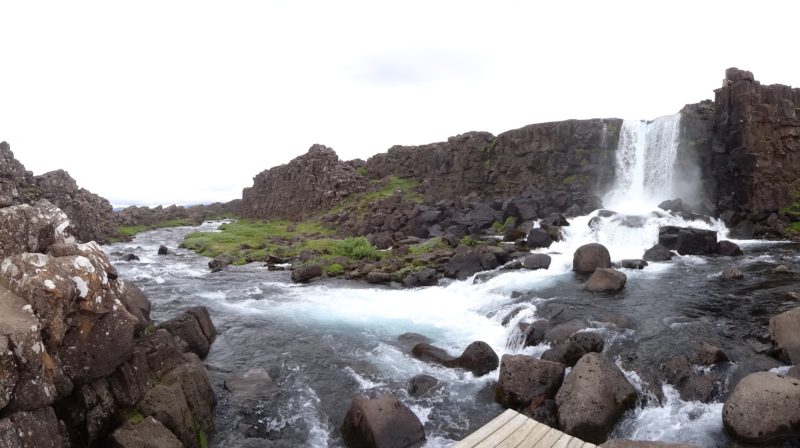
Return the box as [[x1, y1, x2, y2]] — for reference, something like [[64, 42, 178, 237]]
[[1, 1, 798, 207]]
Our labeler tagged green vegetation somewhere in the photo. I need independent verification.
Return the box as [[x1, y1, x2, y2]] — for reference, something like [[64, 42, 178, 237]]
[[460, 235, 479, 247], [491, 217, 515, 233], [324, 263, 345, 276], [355, 166, 368, 176], [561, 174, 588, 186], [360, 176, 422, 205], [121, 409, 145, 424], [116, 218, 195, 239], [786, 222, 800, 235], [198, 430, 208, 448], [329, 237, 381, 261], [409, 237, 448, 254]]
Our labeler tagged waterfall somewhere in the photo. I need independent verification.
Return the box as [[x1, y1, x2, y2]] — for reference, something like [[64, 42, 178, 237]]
[[604, 114, 681, 212]]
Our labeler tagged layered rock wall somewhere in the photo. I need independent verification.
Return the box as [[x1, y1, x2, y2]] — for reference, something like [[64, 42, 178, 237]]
[[241, 144, 366, 220]]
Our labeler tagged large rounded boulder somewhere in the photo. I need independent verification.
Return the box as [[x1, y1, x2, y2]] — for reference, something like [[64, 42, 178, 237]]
[[573, 243, 611, 274], [341, 394, 425, 448], [722, 372, 800, 444], [449, 341, 499, 377], [495, 355, 565, 410], [769, 306, 800, 364], [555, 353, 637, 444]]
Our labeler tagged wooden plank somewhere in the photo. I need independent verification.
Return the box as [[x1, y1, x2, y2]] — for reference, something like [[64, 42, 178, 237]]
[[454, 409, 520, 448], [474, 413, 530, 448], [492, 417, 539, 448], [531, 426, 565, 448], [550, 433, 576, 448], [514, 420, 554, 448]]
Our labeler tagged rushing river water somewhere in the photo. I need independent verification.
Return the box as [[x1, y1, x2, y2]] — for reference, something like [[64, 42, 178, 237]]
[[103, 219, 800, 447], [103, 115, 799, 447]]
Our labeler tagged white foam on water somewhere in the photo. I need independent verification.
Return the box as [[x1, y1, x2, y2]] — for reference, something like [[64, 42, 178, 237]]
[[614, 384, 725, 447], [343, 366, 386, 390]]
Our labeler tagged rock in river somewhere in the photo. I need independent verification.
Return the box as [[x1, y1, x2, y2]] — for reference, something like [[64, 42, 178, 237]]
[[722, 372, 800, 444], [341, 394, 425, 448], [573, 243, 611, 274], [585, 268, 627, 292]]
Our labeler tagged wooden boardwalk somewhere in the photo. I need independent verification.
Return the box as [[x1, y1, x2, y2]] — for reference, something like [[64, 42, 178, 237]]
[[453, 409, 598, 448]]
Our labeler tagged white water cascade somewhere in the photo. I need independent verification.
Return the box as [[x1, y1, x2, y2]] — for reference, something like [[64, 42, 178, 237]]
[[604, 114, 682, 213]]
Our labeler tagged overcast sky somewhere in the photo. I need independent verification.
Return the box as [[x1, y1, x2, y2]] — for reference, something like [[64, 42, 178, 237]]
[[1, 1, 798, 207]]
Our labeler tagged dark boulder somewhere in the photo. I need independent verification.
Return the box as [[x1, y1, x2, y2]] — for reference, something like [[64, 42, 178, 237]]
[[449, 341, 500, 377], [0, 407, 67, 448], [123, 253, 140, 262], [658, 198, 685, 213], [521, 398, 558, 428], [722, 372, 800, 445], [541, 341, 589, 367], [643, 244, 675, 262], [156, 307, 217, 358], [658, 226, 717, 255], [573, 243, 611, 274], [555, 353, 637, 444], [503, 228, 527, 242], [585, 268, 627, 292], [522, 254, 551, 270], [410, 343, 454, 365], [692, 342, 729, 366], [157, 245, 169, 255], [341, 394, 425, 448], [408, 375, 438, 397], [443, 249, 498, 280], [716, 240, 743, 256], [620, 259, 648, 269], [120, 283, 152, 333], [291, 264, 322, 283], [570, 332, 605, 353], [208, 255, 233, 272], [540, 213, 569, 228], [366, 271, 393, 284], [495, 355, 565, 410], [526, 228, 553, 249], [543, 320, 588, 345]]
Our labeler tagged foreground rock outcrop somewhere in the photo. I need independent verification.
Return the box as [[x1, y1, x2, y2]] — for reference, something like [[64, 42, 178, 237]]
[[341, 394, 425, 448], [0, 198, 217, 447], [722, 372, 800, 444]]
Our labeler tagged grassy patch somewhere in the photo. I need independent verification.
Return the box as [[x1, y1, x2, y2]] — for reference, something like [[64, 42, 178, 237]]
[[329, 237, 381, 261], [117, 218, 196, 238], [120, 409, 145, 424], [460, 235, 479, 247], [198, 430, 208, 448], [325, 263, 345, 276], [409, 237, 448, 254], [786, 222, 800, 235]]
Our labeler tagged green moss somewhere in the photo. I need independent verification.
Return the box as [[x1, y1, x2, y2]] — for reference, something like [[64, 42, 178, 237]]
[[325, 263, 344, 276], [329, 237, 381, 261], [460, 235, 479, 247], [356, 166, 368, 176], [198, 430, 208, 448], [117, 218, 196, 238], [786, 222, 800, 235], [120, 409, 145, 424], [409, 237, 448, 254]]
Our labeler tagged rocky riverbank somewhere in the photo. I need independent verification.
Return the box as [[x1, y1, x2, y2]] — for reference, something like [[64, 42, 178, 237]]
[[0, 201, 218, 447]]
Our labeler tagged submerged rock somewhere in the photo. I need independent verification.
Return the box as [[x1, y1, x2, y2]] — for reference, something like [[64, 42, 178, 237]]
[[224, 367, 276, 403], [157, 245, 169, 255], [408, 375, 438, 397], [721, 266, 744, 280], [555, 353, 637, 444], [585, 268, 627, 292], [643, 244, 674, 262], [341, 394, 425, 448], [620, 259, 648, 269], [411, 341, 498, 377], [526, 228, 553, 249], [573, 243, 611, 274], [522, 254, 551, 270], [723, 372, 800, 445], [716, 240, 743, 256], [209, 255, 234, 272], [658, 226, 717, 255]]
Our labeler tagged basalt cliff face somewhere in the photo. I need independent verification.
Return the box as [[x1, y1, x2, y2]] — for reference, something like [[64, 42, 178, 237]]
[[240, 69, 800, 238], [0, 142, 119, 243]]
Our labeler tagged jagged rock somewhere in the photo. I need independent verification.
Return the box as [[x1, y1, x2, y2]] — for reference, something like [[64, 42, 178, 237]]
[[643, 244, 674, 262], [495, 355, 565, 410], [716, 240, 743, 256], [503, 228, 527, 242], [726, 355, 783, 396], [408, 375, 438, 397], [555, 353, 637, 444], [123, 253, 140, 262], [208, 255, 233, 272], [523, 320, 549, 347], [769, 306, 800, 364], [108, 416, 184, 448], [242, 145, 366, 220], [411, 343, 454, 365], [721, 266, 744, 280], [0, 201, 72, 260], [291, 264, 322, 283], [158, 245, 169, 255], [658, 198, 685, 213], [723, 372, 800, 445], [120, 282, 152, 333], [521, 254, 551, 270], [570, 332, 605, 353], [341, 394, 425, 448], [541, 342, 587, 368], [573, 243, 611, 274], [540, 213, 569, 228], [526, 228, 553, 249], [585, 268, 627, 292], [620, 259, 648, 269], [658, 226, 717, 255], [0, 407, 67, 448], [402, 268, 438, 288], [157, 307, 217, 358]]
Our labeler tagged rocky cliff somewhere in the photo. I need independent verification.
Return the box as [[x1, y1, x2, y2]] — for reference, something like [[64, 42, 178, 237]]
[[114, 200, 241, 229], [0, 200, 217, 447], [241, 144, 366, 220], [0, 142, 119, 243]]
